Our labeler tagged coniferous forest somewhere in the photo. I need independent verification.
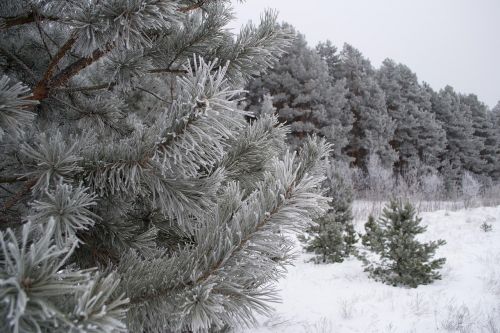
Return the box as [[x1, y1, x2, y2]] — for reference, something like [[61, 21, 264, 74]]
[[1, 1, 499, 332], [246, 27, 500, 200]]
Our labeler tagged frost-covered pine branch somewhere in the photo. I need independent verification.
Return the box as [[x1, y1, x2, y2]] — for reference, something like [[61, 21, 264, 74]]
[[0, 1, 329, 332]]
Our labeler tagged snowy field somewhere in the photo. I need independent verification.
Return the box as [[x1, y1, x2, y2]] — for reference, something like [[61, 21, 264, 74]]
[[244, 204, 500, 333]]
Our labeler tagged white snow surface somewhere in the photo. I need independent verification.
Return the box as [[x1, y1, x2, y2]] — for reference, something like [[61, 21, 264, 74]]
[[244, 205, 500, 333]]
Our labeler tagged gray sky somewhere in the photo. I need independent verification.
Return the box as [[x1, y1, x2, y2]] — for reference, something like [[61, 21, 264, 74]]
[[228, 0, 500, 108]]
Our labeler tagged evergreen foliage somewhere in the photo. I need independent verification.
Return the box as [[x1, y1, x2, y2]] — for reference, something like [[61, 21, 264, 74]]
[[247, 24, 500, 192], [0, 1, 331, 332], [429, 86, 483, 191], [361, 215, 383, 251], [245, 27, 352, 158], [300, 161, 357, 263], [491, 102, 500, 180], [361, 200, 446, 288], [336, 44, 396, 169], [376, 59, 446, 173]]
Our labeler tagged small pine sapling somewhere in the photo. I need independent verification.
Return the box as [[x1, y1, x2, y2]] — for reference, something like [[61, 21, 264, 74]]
[[362, 200, 446, 287], [300, 161, 357, 263], [361, 215, 384, 252], [480, 221, 493, 232]]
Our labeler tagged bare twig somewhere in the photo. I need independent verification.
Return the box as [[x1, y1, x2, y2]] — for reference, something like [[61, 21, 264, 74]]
[[136, 87, 168, 103], [56, 83, 114, 93], [148, 68, 188, 74]]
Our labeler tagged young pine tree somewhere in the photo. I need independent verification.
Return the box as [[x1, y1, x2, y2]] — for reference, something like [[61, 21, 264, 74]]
[[0, 1, 331, 332], [300, 161, 357, 263], [362, 200, 446, 288]]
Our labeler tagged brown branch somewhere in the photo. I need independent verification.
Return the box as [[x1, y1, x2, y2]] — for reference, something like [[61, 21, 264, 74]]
[[178, 1, 210, 13], [0, 177, 37, 213], [0, 176, 26, 184], [31, 37, 76, 100], [51, 45, 112, 89], [54, 68, 186, 94], [34, 12, 54, 61], [148, 68, 188, 74], [31, 44, 112, 101], [2, 13, 59, 29], [3, 0, 205, 31], [44, 37, 76, 81]]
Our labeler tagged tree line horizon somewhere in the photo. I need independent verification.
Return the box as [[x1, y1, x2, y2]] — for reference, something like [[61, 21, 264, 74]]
[[245, 24, 500, 196]]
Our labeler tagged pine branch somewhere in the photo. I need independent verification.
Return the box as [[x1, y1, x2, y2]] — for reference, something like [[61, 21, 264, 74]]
[[136, 87, 168, 102], [128, 184, 294, 306], [0, 175, 26, 184], [31, 37, 77, 100], [1, 12, 59, 29], [34, 15, 54, 61], [148, 68, 188, 74], [55, 68, 187, 93], [51, 44, 112, 87], [193, 185, 294, 285], [179, 0, 211, 13], [32, 43, 112, 100], [2, 0, 210, 31], [0, 177, 37, 213], [56, 83, 114, 93]]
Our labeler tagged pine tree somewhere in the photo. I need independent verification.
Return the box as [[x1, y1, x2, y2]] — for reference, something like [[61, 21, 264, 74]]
[[361, 215, 383, 251], [429, 86, 483, 190], [300, 160, 357, 263], [245, 26, 352, 158], [491, 101, 500, 180], [315, 40, 341, 79], [362, 200, 446, 288], [0, 2, 331, 332], [337, 44, 396, 169], [460, 94, 498, 178], [377, 60, 446, 173]]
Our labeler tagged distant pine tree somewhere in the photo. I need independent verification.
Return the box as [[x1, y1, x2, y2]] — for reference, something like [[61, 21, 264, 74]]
[[337, 44, 397, 169], [362, 200, 446, 287], [491, 102, 500, 180], [429, 86, 483, 191], [377, 59, 447, 173], [245, 26, 352, 158]]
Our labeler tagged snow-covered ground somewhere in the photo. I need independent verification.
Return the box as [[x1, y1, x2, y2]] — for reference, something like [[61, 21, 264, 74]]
[[244, 204, 500, 333]]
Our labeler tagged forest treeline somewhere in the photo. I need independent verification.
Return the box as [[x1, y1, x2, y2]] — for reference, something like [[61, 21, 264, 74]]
[[245, 25, 500, 198]]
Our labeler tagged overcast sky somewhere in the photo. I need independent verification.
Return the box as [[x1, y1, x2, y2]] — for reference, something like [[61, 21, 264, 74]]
[[228, 0, 500, 109]]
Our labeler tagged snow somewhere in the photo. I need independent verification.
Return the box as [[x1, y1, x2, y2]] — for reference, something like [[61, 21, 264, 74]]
[[244, 204, 500, 333]]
